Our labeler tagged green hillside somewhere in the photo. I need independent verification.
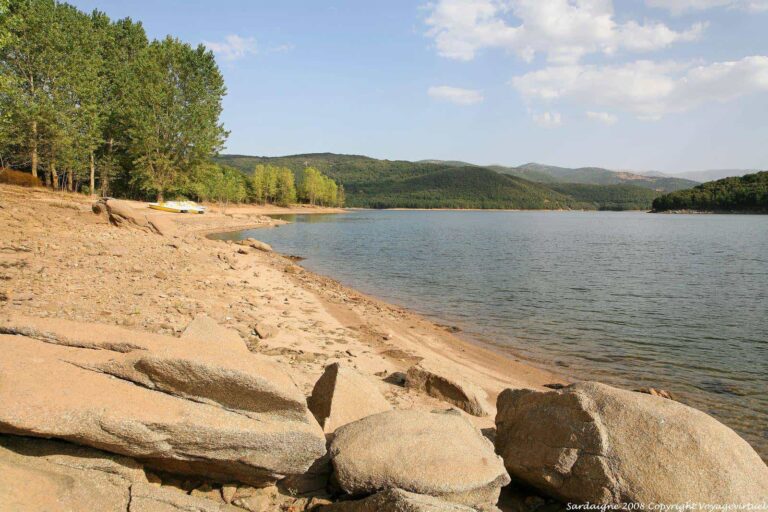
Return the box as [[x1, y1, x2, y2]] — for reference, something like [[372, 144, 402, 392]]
[[493, 163, 697, 192], [349, 166, 587, 209], [549, 183, 662, 211], [652, 171, 768, 213], [215, 153, 667, 210]]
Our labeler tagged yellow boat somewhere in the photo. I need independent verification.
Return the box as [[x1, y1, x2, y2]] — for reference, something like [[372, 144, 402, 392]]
[[148, 201, 206, 214]]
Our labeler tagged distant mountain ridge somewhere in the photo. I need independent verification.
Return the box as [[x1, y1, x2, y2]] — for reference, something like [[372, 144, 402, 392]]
[[421, 160, 698, 192], [216, 153, 696, 210], [652, 169, 760, 183]]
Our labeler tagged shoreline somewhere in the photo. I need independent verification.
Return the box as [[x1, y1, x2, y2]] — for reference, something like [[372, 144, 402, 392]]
[[0, 185, 563, 432], [204, 212, 574, 391]]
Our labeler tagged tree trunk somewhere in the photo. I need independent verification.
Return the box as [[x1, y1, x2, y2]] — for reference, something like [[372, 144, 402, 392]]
[[30, 121, 38, 178], [89, 152, 95, 195], [67, 170, 73, 192], [49, 161, 58, 190], [101, 138, 113, 196]]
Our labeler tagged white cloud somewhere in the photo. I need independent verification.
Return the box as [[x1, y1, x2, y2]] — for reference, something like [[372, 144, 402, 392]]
[[425, 0, 705, 64], [586, 111, 618, 124], [532, 111, 562, 127], [512, 56, 768, 119], [646, 0, 768, 13], [428, 85, 485, 105], [204, 35, 258, 61]]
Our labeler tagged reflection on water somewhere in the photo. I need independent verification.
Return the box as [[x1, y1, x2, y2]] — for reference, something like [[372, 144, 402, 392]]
[[211, 210, 768, 459]]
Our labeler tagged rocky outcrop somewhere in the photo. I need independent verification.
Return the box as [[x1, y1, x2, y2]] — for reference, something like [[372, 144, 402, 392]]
[[0, 435, 146, 512], [329, 409, 510, 509], [97, 199, 177, 237], [0, 315, 326, 486], [319, 488, 482, 511], [405, 360, 491, 417], [495, 381, 768, 505], [308, 363, 392, 433], [0, 435, 239, 512], [181, 313, 248, 353]]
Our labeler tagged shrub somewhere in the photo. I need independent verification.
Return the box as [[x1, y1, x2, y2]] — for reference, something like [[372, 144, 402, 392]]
[[0, 168, 42, 187]]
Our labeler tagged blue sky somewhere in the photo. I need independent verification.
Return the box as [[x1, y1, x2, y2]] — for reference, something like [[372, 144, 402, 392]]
[[69, 0, 768, 173]]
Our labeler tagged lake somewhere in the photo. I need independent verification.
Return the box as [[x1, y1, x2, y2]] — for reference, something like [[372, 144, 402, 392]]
[[211, 210, 768, 459]]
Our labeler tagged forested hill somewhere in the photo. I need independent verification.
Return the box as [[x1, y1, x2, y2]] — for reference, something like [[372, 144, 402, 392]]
[[652, 172, 768, 213], [490, 163, 697, 192], [216, 153, 667, 210]]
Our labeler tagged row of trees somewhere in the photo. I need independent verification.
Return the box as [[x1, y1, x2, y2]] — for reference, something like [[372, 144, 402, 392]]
[[0, 0, 226, 200], [251, 165, 344, 207], [0, 0, 345, 208]]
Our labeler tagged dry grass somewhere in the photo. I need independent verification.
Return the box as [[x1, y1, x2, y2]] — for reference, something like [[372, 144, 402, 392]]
[[0, 168, 41, 188]]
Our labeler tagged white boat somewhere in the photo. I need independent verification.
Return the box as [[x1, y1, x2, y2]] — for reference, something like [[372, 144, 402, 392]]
[[148, 201, 206, 214]]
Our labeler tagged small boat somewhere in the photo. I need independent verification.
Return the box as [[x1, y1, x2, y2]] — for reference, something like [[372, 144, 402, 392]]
[[149, 201, 206, 214]]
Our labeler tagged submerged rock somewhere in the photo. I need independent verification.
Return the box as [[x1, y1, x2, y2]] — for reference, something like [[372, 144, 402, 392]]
[[0, 315, 326, 486], [495, 381, 768, 505], [237, 238, 272, 252], [405, 359, 491, 416], [308, 362, 392, 433], [329, 409, 510, 509]]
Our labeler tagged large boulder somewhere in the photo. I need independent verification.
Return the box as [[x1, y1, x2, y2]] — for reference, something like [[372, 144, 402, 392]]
[[100, 199, 177, 237], [405, 360, 491, 417], [495, 381, 768, 505], [0, 435, 240, 512], [329, 409, 510, 509], [308, 363, 392, 433], [237, 238, 272, 252], [0, 315, 326, 486], [319, 488, 482, 511]]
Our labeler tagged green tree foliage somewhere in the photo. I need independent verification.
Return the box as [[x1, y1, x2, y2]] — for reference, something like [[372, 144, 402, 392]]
[[549, 183, 661, 211], [0, 0, 226, 200], [652, 172, 768, 213], [299, 167, 342, 206], [124, 37, 227, 201], [190, 163, 246, 206], [251, 164, 298, 206], [91, 13, 147, 196], [275, 167, 297, 206]]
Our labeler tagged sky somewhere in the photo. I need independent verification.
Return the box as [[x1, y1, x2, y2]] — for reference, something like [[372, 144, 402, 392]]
[[68, 0, 768, 173]]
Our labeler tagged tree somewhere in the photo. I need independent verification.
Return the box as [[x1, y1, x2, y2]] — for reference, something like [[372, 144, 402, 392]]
[[299, 167, 322, 205], [275, 168, 297, 206], [124, 37, 227, 201], [0, 0, 60, 178], [191, 163, 246, 210], [95, 15, 147, 196]]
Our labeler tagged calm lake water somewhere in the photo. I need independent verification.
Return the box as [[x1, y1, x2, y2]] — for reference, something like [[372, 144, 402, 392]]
[[212, 210, 768, 458]]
